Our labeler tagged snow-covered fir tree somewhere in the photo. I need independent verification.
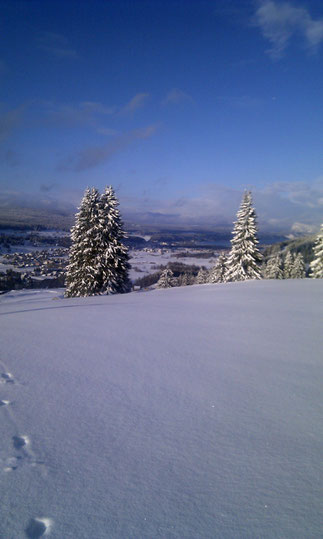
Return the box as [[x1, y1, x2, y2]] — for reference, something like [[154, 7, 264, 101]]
[[171, 275, 179, 287], [195, 268, 209, 284], [310, 223, 323, 278], [96, 186, 130, 294], [65, 188, 102, 297], [209, 253, 227, 283], [156, 268, 174, 288], [290, 253, 306, 278], [65, 186, 130, 297], [225, 191, 262, 281], [283, 251, 294, 279], [264, 254, 283, 279]]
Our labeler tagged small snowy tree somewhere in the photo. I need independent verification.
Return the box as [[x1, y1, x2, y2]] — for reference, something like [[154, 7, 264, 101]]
[[310, 224, 323, 278], [65, 186, 130, 297], [178, 273, 194, 286], [291, 253, 306, 279], [195, 268, 209, 284], [156, 268, 174, 288], [225, 191, 262, 282], [283, 251, 294, 279], [209, 253, 227, 283], [264, 254, 283, 279]]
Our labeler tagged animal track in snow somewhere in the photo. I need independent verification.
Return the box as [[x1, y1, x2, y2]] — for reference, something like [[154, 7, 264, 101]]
[[25, 517, 53, 538]]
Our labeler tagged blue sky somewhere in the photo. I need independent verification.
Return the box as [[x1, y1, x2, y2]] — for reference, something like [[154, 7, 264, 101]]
[[1, 0, 322, 232]]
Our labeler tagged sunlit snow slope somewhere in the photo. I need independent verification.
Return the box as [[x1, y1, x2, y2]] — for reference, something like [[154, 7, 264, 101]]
[[0, 280, 322, 538]]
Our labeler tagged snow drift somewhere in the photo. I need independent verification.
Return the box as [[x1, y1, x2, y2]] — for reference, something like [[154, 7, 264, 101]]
[[0, 280, 322, 538]]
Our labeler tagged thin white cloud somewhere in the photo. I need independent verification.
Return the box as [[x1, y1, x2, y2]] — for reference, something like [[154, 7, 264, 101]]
[[216, 95, 265, 108], [120, 179, 323, 232], [253, 0, 323, 58], [96, 127, 119, 136], [37, 32, 78, 59], [162, 88, 193, 105], [0, 105, 25, 142], [40, 100, 114, 129], [0, 149, 21, 166], [290, 222, 317, 234], [119, 93, 150, 115], [0, 59, 6, 74], [58, 124, 159, 171], [262, 178, 323, 207], [79, 102, 115, 115]]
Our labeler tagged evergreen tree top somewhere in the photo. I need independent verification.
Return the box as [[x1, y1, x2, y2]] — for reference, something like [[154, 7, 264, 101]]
[[226, 190, 262, 281]]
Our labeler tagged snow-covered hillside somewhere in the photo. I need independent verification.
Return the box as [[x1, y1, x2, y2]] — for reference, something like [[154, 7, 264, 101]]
[[0, 281, 322, 538]]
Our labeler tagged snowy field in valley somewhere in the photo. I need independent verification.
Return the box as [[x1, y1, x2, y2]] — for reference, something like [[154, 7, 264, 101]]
[[0, 245, 217, 281], [0, 280, 322, 538], [128, 249, 217, 281]]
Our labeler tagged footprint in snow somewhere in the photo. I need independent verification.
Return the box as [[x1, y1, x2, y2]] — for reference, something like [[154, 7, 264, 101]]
[[25, 517, 53, 538], [13, 435, 30, 450], [3, 455, 22, 472], [2, 436, 30, 471], [1, 372, 15, 384], [0, 399, 10, 406], [4, 435, 47, 475]]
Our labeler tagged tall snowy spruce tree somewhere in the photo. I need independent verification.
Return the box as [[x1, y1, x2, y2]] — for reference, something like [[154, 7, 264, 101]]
[[225, 191, 262, 281], [96, 186, 131, 294], [290, 253, 306, 279], [310, 223, 323, 278], [65, 186, 130, 297], [283, 250, 294, 279], [65, 187, 102, 297]]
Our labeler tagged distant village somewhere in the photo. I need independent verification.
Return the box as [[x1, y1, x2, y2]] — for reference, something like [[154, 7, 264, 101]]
[[0, 229, 176, 293], [0, 247, 68, 292]]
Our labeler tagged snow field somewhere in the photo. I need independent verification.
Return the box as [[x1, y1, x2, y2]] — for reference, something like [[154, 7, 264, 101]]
[[0, 280, 322, 538]]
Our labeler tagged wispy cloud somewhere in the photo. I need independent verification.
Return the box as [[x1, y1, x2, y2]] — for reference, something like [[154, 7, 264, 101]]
[[0, 149, 21, 167], [0, 59, 6, 74], [121, 179, 323, 232], [253, 0, 323, 58], [216, 95, 265, 108], [40, 182, 57, 193], [40, 100, 114, 129], [37, 32, 78, 59], [0, 105, 25, 142], [96, 127, 119, 136], [79, 102, 114, 115], [0, 189, 76, 216], [119, 93, 150, 115], [58, 124, 158, 171], [261, 178, 323, 208], [162, 88, 193, 105]]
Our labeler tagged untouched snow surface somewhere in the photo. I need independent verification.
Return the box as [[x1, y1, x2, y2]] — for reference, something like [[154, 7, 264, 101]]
[[0, 280, 322, 538]]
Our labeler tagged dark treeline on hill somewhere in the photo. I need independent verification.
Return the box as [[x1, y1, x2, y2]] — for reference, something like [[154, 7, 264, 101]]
[[0, 209, 74, 231], [0, 269, 65, 293], [0, 233, 71, 251], [173, 250, 216, 259], [263, 235, 316, 265], [133, 262, 203, 289]]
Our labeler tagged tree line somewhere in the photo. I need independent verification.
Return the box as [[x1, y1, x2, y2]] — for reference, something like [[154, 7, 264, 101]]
[[65, 187, 323, 297]]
